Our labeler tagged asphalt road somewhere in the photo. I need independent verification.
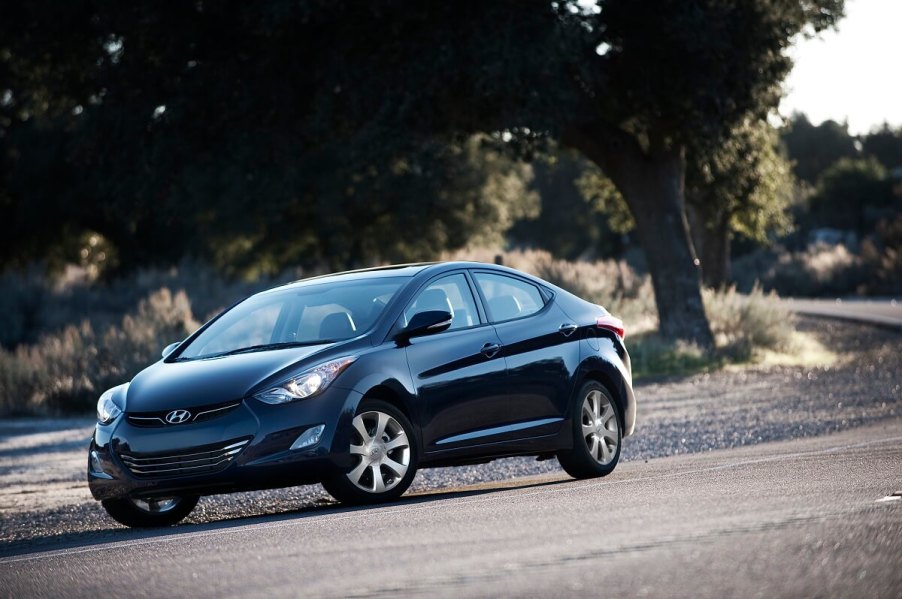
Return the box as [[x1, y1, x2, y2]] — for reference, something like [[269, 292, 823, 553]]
[[783, 297, 902, 328], [2, 419, 900, 598]]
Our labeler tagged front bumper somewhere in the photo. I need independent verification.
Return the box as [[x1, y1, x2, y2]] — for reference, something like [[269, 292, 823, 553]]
[[88, 387, 362, 501]]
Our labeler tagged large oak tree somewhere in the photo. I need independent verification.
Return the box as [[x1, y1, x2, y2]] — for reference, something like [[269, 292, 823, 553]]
[[1, 0, 844, 346]]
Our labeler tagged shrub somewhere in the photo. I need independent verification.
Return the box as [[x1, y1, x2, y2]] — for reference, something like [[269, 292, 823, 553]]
[[860, 215, 902, 295], [733, 244, 869, 297], [703, 285, 794, 360], [0, 260, 307, 350], [629, 286, 794, 377], [627, 335, 712, 379], [0, 252, 803, 414], [0, 289, 199, 415], [443, 247, 658, 332]]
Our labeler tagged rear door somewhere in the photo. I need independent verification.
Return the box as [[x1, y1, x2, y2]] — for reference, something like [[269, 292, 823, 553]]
[[402, 272, 509, 452], [471, 270, 580, 435]]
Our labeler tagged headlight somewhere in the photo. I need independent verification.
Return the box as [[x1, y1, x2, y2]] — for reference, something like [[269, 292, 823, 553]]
[[96, 384, 127, 424], [255, 356, 357, 405]]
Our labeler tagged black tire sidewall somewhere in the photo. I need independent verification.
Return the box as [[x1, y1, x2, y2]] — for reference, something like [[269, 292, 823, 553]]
[[101, 495, 199, 528]]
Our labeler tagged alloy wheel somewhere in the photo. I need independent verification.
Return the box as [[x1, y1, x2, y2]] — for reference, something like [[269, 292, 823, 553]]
[[580, 389, 620, 465], [129, 497, 181, 513], [345, 410, 411, 493]]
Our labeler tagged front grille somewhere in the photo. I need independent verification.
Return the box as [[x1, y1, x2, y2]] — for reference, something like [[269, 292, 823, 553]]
[[127, 401, 242, 427], [117, 438, 250, 478]]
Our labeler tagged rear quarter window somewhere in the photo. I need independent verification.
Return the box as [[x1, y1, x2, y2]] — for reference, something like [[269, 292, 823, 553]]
[[473, 272, 545, 323]]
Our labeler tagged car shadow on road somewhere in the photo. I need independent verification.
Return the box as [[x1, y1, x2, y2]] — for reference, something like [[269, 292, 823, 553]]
[[0, 477, 572, 560]]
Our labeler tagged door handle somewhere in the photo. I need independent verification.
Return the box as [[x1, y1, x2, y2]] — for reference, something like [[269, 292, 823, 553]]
[[559, 323, 578, 337], [480, 342, 502, 358]]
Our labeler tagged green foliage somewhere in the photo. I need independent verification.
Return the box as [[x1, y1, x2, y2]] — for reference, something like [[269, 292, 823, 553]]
[[508, 149, 630, 259], [862, 123, 902, 170], [1, 0, 845, 345], [780, 113, 859, 184], [808, 157, 894, 236], [1, 4, 542, 274], [690, 121, 794, 244], [627, 335, 714, 379], [569, 0, 842, 143], [575, 162, 634, 236]]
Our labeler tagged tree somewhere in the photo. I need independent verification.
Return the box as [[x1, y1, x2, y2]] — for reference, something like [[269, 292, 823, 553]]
[[780, 113, 858, 185], [331, 1, 843, 347], [552, 0, 842, 346], [862, 123, 902, 170], [809, 157, 894, 237], [1, 1, 845, 347], [508, 148, 628, 261], [686, 121, 794, 288]]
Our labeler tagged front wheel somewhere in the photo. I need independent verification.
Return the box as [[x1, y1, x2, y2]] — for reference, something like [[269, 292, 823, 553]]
[[557, 381, 622, 479], [101, 495, 199, 528], [322, 400, 418, 505]]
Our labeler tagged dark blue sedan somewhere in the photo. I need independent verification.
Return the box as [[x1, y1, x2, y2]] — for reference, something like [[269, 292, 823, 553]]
[[88, 261, 636, 527]]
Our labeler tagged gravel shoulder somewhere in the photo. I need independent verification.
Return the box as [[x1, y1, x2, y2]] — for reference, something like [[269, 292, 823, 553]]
[[1, 316, 899, 556]]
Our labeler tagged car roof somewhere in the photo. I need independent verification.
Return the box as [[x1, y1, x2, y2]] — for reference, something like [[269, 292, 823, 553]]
[[264, 260, 546, 295], [249, 260, 549, 302]]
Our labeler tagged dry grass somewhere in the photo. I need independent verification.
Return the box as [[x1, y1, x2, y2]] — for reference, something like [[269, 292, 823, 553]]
[[443, 247, 657, 333], [732, 242, 898, 297], [0, 251, 810, 415], [0, 289, 199, 415]]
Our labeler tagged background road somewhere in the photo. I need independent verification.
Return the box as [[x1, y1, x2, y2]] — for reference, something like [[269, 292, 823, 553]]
[[2, 420, 900, 598], [783, 298, 902, 329]]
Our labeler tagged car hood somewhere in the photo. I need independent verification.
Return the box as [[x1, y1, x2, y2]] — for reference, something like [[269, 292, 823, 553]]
[[125, 344, 334, 412]]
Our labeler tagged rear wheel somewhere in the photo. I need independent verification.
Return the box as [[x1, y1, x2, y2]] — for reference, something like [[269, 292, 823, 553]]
[[322, 400, 418, 505], [101, 495, 199, 527], [557, 381, 622, 479]]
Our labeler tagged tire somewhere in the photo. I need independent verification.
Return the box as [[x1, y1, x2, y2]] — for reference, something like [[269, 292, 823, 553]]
[[322, 399, 418, 505], [557, 381, 622, 479], [101, 495, 199, 528]]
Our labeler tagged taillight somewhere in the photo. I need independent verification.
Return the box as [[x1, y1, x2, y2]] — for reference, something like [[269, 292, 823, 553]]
[[596, 314, 625, 339]]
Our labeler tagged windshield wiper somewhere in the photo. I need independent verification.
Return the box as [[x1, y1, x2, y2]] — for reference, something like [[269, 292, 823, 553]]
[[222, 341, 336, 356], [176, 340, 336, 361]]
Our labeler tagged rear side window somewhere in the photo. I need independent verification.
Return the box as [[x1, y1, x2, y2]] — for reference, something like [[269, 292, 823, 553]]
[[473, 272, 545, 323]]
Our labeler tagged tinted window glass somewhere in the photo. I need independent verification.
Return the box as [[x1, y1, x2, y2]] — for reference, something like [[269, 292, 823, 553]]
[[404, 274, 480, 331], [179, 277, 405, 359], [473, 272, 544, 322]]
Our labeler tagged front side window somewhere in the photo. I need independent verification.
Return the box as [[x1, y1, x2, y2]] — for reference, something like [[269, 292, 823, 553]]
[[473, 272, 545, 323], [177, 277, 406, 360], [403, 274, 480, 331]]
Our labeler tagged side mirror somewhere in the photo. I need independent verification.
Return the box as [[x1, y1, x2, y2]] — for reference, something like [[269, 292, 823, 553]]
[[397, 310, 453, 343], [161, 342, 181, 359]]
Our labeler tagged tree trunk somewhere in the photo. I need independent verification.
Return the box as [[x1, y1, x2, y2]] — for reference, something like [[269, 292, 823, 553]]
[[621, 152, 714, 348], [686, 203, 731, 288], [564, 124, 713, 349]]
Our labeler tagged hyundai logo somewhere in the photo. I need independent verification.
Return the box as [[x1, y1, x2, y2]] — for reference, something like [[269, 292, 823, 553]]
[[165, 409, 192, 424]]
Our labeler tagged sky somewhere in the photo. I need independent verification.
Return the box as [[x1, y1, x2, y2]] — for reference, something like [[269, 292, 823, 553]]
[[779, 0, 902, 135]]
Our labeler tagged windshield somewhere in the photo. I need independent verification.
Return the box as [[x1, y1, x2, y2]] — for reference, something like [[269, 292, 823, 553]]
[[176, 277, 406, 360]]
